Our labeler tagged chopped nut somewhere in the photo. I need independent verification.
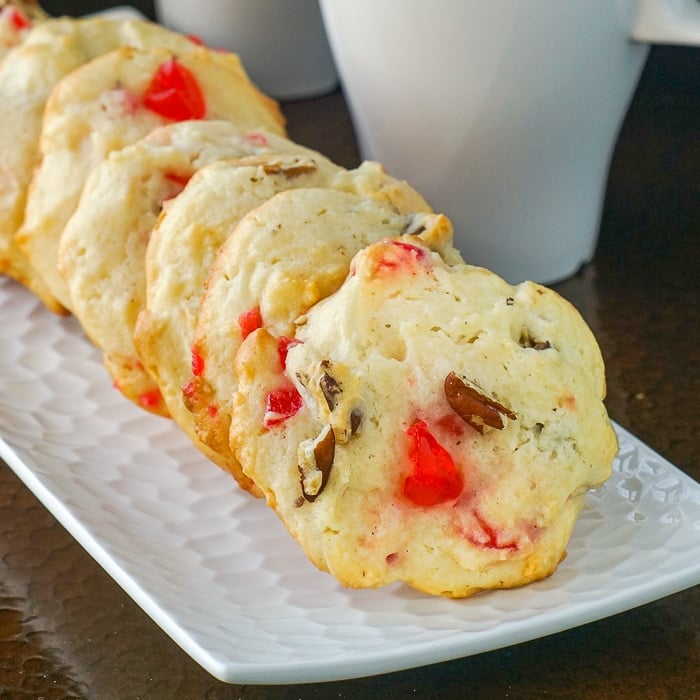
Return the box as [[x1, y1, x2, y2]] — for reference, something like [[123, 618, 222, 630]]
[[350, 408, 362, 435], [289, 354, 361, 443], [402, 213, 427, 236], [317, 360, 361, 442], [444, 372, 516, 433], [261, 160, 317, 179], [298, 425, 335, 502], [518, 330, 552, 350], [320, 371, 341, 410]]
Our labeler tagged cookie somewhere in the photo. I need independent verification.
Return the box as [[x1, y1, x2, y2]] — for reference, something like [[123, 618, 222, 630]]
[[0, 16, 204, 311], [185, 186, 457, 491], [60, 125, 330, 418], [14, 41, 284, 312], [0, 27, 84, 310], [230, 239, 618, 597]]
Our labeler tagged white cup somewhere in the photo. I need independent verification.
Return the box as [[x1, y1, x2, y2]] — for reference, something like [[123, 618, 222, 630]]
[[320, 0, 700, 284], [155, 0, 338, 99]]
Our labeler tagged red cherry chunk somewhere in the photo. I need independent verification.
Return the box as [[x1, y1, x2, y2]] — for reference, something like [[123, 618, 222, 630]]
[[190, 344, 205, 376], [469, 510, 519, 551], [277, 336, 302, 369], [3, 6, 31, 30], [164, 172, 192, 188], [139, 388, 163, 410], [403, 420, 463, 506], [238, 306, 263, 340], [159, 171, 192, 206], [143, 58, 206, 121], [376, 240, 429, 274], [263, 385, 303, 428], [182, 379, 196, 398], [245, 132, 269, 147]]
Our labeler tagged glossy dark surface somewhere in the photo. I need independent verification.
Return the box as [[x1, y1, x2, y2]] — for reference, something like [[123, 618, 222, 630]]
[[1, 3, 698, 697]]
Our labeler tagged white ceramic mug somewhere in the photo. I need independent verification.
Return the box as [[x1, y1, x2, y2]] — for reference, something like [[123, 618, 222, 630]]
[[320, 0, 700, 284], [155, 0, 338, 99]]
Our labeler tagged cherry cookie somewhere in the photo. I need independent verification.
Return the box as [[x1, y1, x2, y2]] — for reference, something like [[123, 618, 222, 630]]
[[186, 186, 456, 493], [230, 239, 618, 597], [58, 124, 306, 417], [15, 43, 284, 313], [0, 16, 205, 312]]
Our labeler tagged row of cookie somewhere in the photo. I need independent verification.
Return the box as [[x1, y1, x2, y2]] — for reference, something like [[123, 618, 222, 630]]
[[58, 118, 451, 494], [0, 6, 458, 493], [0, 8, 618, 597], [51, 113, 616, 596]]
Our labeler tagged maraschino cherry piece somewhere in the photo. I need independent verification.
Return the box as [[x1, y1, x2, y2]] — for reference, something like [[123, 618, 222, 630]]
[[143, 58, 206, 121], [190, 344, 205, 377], [263, 385, 303, 428], [376, 240, 428, 274], [3, 6, 31, 30], [238, 306, 263, 340], [403, 420, 463, 506], [277, 336, 302, 369], [138, 388, 164, 411]]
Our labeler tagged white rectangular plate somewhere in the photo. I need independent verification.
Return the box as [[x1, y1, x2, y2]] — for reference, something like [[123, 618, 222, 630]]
[[2, 277, 700, 684]]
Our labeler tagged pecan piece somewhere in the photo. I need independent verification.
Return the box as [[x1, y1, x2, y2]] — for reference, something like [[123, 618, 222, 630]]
[[319, 368, 341, 410], [298, 425, 335, 502], [261, 160, 317, 179], [350, 408, 362, 435], [518, 330, 552, 350], [314, 360, 361, 442], [402, 213, 427, 236], [444, 372, 516, 433]]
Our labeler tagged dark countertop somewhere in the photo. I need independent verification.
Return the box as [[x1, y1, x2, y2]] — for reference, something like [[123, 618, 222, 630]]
[[1, 4, 699, 698]]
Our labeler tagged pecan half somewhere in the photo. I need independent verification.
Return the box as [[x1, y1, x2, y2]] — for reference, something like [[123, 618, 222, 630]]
[[444, 372, 516, 434]]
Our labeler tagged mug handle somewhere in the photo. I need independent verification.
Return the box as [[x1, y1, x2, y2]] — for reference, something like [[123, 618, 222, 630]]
[[632, 0, 700, 44]]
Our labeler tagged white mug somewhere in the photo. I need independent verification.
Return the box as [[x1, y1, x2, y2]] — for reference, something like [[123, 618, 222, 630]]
[[155, 0, 338, 99], [320, 0, 700, 284]]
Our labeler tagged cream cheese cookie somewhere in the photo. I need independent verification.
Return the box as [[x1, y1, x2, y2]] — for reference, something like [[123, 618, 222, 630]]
[[0, 29, 83, 309], [14, 42, 284, 312], [60, 124, 329, 417], [230, 239, 618, 597], [185, 187, 457, 492], [0, 16, 205, 311]]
